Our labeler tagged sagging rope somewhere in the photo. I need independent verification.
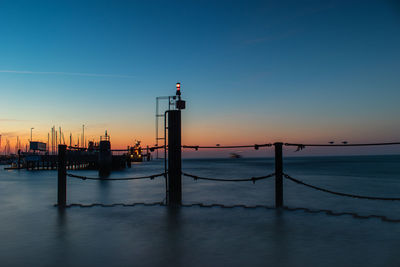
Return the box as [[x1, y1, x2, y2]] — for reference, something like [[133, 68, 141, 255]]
[[283, 173, 400, 201], [149, 145, 165, 151], [182, 172, 275, 183], [69, 142, 400, 153], [56, 202, 165, 208], [67, 172, 166, 181], [182, 143, 272, 150]]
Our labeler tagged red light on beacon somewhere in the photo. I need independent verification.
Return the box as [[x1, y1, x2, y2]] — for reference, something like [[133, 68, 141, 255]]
[[176, 82, 181, 96]]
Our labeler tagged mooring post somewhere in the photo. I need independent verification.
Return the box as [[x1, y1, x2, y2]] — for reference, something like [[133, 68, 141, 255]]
[[167, 110, 182, 206], [274, 142, 283, 208], [57, 144, 67, 208], [17, 149, 21, 169]]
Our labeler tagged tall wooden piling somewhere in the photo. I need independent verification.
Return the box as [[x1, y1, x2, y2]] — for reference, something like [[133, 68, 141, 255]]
[[17, 149, 21, 169], [99, 137, 112, 177], [274, 142, 283, 208], [167, 110, 182, 206], [57, 145, 67, 208]]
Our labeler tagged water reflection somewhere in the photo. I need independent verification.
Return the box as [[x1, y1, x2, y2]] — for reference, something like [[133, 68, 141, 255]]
[[165, 207, 183, 266], [98, 179, 112, 202], [57, 208, 66, 226], [56, 208, 69, 243], [1, 156, 400, 266]]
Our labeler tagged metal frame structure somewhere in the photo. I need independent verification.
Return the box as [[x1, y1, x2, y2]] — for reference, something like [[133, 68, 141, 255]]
[[155, 96, 176, 159]]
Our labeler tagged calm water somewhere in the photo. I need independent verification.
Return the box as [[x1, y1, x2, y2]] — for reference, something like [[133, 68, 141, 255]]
[[1, 155, 400, 266]]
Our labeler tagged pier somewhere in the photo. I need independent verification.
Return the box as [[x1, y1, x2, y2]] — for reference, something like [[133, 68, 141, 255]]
[[51, 86, 400, 223], [6, 149, 129, 171], [3, 130, 151, 173], [42, 86, 400, 226]]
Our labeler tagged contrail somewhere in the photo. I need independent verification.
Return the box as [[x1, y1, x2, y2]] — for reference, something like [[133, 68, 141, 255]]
[[0, 70, 134, 78], [0, 119, 27, 122]]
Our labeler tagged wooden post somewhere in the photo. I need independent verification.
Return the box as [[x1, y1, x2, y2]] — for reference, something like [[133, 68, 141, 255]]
[[57, 145, 67, 208], [274, 142, 283, 208], [17, 149, 21, 169], [167, 110, 182, 206]]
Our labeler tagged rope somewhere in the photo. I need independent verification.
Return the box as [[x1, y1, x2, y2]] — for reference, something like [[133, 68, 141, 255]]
[[56, 202, 165, 208], [182, 172, 275, 183], [149, 145, 165, 151], [182, 144, 272, 150], [285, 142, 400, 147], [180, 203, 275, 209], [67, 172, 166, 181], [283, 173, 400, 201]]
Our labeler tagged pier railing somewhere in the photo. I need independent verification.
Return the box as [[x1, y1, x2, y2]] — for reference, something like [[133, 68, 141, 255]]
[[56, 141, 400, 222], [181, 141, 400, 202], [56, 110, 400, 223], [56, 144, 167, 208], [180, 141, 400, 222]]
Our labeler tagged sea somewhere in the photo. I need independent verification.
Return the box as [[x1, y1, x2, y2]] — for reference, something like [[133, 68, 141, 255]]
[[1, 155, 400, 267]]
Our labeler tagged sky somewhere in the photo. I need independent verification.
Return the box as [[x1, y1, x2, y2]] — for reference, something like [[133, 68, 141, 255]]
[[0, 0, 399, 156]]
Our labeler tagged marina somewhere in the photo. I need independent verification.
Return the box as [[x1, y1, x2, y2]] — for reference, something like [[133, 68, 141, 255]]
[[2, 133, 151, 172]]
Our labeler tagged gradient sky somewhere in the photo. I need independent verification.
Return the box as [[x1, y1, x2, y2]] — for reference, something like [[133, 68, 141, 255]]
[[1, 0, 400, 156]]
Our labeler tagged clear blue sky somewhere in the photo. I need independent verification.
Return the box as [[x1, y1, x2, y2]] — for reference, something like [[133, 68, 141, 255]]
[[1, 0, 399, 155]]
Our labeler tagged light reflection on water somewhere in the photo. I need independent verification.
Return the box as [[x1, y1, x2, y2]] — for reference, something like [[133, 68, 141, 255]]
[[1, 155, 400, 266]]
